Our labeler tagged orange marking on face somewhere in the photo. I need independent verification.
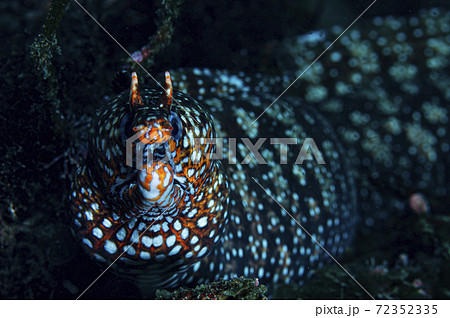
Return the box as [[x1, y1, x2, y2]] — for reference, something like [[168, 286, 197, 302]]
[[138, 126, 172, 145], [139, 163, 174, 201], [133, 119, 173, 145]]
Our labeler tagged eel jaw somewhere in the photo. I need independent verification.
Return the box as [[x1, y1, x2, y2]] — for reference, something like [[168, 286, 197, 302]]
[[138, 161, 174, 206]]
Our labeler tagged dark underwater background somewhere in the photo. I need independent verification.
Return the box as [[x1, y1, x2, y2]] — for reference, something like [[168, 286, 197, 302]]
[[0, 0, 449, 299]]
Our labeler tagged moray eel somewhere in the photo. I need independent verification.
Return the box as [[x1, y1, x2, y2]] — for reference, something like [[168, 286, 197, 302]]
[[70, 8, 449, 295], [71, 69, 356, 292], [71, 72, 231, 290]]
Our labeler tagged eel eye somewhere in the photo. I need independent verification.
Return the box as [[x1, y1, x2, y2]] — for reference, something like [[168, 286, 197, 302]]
[[170, 112, 183, 141], [120, 114, 134, 140]]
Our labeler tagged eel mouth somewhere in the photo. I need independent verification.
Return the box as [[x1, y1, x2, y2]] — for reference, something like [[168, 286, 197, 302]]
[[142, 141, 173, 167], [131, 118, 177, 169], [134, 120, 178, 204]]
